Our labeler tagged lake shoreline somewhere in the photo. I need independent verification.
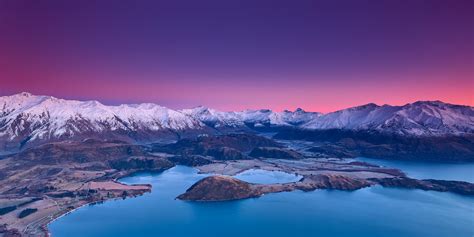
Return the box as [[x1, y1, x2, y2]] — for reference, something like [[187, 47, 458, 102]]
[[1, 174, 154, 237], [49, 165, 474, 237], [5, 158, 474, 236], [45, 192, 152, 237], [42, 191, 150, 237]]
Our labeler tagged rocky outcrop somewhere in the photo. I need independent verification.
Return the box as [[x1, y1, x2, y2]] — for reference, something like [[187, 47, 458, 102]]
[[10, 139, 149, 164], [178, 173, 474, 202], [109, 157, 174, 171], [276, 128, 474, 162], [249, 147, 303, 159], [307, 145, 356, 158], [167, 155, 213, 166], [303, 174, 371, 191], [178, 174, 372, 201], [370, 177, 474, 195], [206, 147, 247, 160], [0, 225, 21, 237], [177, 176, 262, 201], [154, 134, 280, 160]]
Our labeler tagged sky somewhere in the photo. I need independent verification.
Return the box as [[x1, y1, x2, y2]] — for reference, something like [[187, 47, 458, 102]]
[[0, 0, 473, 112]]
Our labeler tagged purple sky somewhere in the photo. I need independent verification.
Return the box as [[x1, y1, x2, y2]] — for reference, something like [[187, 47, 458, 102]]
[[0, 0, 472, 112]]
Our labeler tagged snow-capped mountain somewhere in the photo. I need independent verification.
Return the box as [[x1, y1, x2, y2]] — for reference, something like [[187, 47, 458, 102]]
[[180, 106, 321, 128], [1, 92, 473, 150], [302, 101, 474, 136], [0, 92, 202, 142], [0, 93, 320, 147], [180, 106, 245, 128]]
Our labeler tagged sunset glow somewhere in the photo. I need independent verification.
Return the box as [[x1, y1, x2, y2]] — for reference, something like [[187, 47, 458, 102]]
[[1, 0, 472, 112]]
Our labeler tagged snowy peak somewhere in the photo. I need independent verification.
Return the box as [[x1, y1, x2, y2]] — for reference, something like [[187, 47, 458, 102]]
[[303, 101, 474, 135], [1, 93, 473, 148], [180, 106, 244, 127], [180, 106, 321, 128], [0, 93, 202, 142]]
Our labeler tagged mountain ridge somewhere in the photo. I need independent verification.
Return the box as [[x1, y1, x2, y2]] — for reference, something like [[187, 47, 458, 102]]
[[1, 92, 473, 151]]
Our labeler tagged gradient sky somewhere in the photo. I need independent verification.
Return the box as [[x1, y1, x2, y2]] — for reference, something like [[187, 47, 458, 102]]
[[0, 0, 473, 112]]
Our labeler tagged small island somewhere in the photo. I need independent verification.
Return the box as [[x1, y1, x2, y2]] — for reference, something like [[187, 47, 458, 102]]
[[178, 159, 474, 201], [177, 176, 262, 201]]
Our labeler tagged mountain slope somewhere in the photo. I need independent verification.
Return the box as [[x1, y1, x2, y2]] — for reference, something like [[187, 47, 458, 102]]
[[180, 106, 321, 128], [1, 92, 473, 151], [0, 93, 203, 150], [302, 101, 474, 136]]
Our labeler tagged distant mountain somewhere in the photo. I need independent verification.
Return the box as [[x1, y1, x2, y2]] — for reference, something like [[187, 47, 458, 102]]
[[180, 106, 321, 128], [303, 101, 474, 136], [1, 92, 473, 151]]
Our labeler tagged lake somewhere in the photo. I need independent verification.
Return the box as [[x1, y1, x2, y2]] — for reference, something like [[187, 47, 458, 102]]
[[234, 169, 302, 184], [357, 157, 474, 182], [49, 164, 474, 237]]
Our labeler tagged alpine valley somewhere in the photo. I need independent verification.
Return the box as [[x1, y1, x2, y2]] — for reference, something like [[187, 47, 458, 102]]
[[1, 92, 474, 236]]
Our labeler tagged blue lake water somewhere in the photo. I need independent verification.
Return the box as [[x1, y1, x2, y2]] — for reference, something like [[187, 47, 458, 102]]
[[49, 165, 474, 237], [357, 157, 474, 182], [234, 169, 302, 184]]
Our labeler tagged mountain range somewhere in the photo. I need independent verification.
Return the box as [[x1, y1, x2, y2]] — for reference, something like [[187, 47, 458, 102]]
[[1, 92, 473, 151]]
